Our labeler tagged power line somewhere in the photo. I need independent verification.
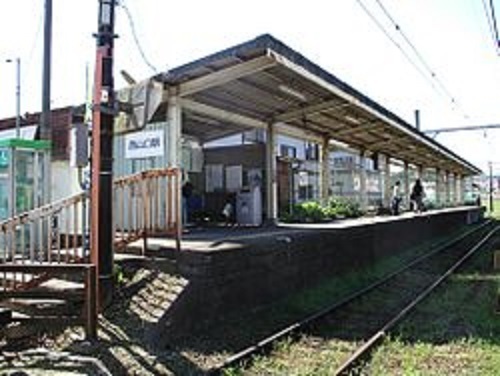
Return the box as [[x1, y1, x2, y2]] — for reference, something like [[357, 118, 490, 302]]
[[25, 5, 43, 70], [372, 0, 469, 119], [490, 0, 500, 50], [482, 0, 500, 54], [354, 0, 440, 93], [119, 0, 158, 74]]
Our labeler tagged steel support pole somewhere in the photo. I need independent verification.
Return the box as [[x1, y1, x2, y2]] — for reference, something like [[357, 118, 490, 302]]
[[454, 173, 460, 205], [40, 0, 52, 206], [91, 0, 117, 309], [403, 161, 410, 208], [167, 95, 182, 238], [266, 123, 277, 222], [320, 137, 330, 205], [435, 168, 442, 205], [461, 175, 465, 204], [445, 171, 451, 205], [359, 151, 367, 210], [383, 154, 391, 208], [167, 96, 181, 167]]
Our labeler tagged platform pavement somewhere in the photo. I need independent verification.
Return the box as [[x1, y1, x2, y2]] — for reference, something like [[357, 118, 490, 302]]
[[123, 206, 482, 254]]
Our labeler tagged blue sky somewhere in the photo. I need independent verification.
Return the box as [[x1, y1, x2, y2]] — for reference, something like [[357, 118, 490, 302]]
[[0, 0, 499, 172]]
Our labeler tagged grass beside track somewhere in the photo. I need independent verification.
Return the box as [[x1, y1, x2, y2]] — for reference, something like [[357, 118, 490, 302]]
[[223, 223, 491, 375], [365, 227, 500, 375], [487, 198, 500, 219]]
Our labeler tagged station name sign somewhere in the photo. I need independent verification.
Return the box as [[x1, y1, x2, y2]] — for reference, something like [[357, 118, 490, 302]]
[[125, 130, 164, 159]]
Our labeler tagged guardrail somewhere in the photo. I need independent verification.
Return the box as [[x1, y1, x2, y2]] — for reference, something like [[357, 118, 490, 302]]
[[0, 192, 89, 291], [113, 167, 181, 253], [0, 167, 181, 290]]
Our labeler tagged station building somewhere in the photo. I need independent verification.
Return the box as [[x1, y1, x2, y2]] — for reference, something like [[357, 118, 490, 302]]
[[113, 34, 480, 225]]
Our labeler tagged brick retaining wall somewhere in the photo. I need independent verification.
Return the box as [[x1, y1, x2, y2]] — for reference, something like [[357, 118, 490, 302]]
[[145, 207, 484, 343]]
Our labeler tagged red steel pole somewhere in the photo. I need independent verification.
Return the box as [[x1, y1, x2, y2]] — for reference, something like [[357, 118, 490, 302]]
[[91, 0, 117, 310]]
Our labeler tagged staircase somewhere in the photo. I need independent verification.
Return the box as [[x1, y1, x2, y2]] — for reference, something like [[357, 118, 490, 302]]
[[0, 167, 181, 341]]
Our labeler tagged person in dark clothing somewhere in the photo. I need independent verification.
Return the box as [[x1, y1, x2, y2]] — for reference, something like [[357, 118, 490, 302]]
[[182, 181, 193, 224], [182, 181, 193, 199], [410, 178, 425, 213], [391, 180, 402, 215]]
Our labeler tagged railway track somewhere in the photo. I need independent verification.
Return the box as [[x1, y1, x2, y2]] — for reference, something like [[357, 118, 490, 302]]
[[210, 220, 498, 375]]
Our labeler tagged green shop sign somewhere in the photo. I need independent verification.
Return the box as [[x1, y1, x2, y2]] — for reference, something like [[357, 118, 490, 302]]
[[0, 150, 9, 167]]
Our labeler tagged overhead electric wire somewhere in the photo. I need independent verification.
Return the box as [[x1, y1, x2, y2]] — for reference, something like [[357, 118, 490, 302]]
[[119, 0, 158, 74], [372, 0, 469, 118], [489, 0, 500, 50], [482, 0, 498, 53], [25, 6, 43, 71], [354, 0, 439, 93], [482, 0, 500, 54], [482, 0, 500, 55]]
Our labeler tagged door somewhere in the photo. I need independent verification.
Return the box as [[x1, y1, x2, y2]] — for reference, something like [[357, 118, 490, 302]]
[[277, 159, 292, 216]]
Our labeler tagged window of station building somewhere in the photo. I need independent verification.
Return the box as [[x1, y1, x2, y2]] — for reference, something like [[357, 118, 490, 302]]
[[305, 142, 319, 161], [363, 155, 377, 171], [280, 144, 297, 159], [330, 150, 364, 203], [242, 129, 266, 144], [277, 135, 305, 160], [331, 151, 358, 170], [277, 134, 321, 203], [296, 169, 319, 201]]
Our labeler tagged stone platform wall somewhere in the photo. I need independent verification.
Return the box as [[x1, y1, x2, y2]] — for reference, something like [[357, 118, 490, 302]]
[[145, 207, 484, 342]]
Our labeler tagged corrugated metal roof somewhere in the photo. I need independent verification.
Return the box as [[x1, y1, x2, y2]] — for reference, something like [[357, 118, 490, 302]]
[[159, 34, 481, 175]]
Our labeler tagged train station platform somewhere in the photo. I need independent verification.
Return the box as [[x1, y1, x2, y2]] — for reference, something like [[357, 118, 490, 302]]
[[119, 206, 484, 342], [132, 205, 483, 254]]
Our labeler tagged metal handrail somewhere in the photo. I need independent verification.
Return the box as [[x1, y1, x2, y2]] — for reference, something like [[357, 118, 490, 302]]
[[0, 167, 181, 290]]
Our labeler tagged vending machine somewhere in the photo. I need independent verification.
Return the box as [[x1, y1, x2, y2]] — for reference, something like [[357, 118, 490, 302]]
[[236, 185, 262, 226]]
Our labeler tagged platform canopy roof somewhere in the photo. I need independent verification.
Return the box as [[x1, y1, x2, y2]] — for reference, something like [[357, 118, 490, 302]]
[[157, 34, 480, 176]]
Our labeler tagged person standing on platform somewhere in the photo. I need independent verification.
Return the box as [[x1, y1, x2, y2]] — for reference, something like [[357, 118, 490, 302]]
[[410, 178, 425, 213], [182, 180, 194, 226], [391, 180, 402, 215]]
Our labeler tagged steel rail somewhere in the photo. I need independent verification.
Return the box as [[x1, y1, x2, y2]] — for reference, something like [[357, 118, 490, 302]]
[[334, 224, 500, 375], [210, 219, 493, 374]]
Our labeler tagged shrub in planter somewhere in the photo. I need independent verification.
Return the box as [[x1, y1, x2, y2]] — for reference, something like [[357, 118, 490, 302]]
[[282, 201, 327, 223], [326, 197, 364, 218], [281, 198, 364, 223]]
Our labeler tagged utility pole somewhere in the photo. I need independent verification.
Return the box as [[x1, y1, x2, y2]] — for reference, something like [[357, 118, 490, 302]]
[[91, 0, 117, 308], [40, 0, 52, 205], [5, 58, 21, 138], [15, 58, 20, 138]]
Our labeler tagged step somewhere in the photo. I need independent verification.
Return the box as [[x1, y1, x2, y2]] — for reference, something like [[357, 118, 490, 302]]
[[0, 307, 12, 326], [2, 316, 82, 340], [1, 289, 85, 301], [1, 278, 85, 301], [2, 298, 83, 317]]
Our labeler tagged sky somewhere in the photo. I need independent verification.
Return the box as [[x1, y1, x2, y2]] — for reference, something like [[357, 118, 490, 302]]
[[0, 0, 499, 173]]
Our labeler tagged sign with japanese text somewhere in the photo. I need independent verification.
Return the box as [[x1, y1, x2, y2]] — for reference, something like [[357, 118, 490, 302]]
[[124, 130, 164, 159]]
